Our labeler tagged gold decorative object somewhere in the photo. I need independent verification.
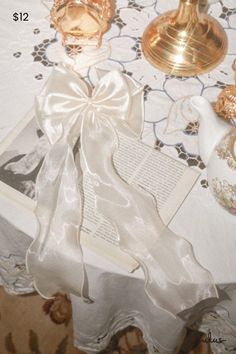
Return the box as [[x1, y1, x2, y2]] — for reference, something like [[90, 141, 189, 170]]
[[190, 96, 236, 214], [51, 0, 114, 48], [142, 0, 228, 77], [214, 59, 236, 124]]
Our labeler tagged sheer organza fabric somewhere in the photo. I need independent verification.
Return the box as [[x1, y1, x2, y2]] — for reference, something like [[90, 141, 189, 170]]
[[26, 64, 218, 316]]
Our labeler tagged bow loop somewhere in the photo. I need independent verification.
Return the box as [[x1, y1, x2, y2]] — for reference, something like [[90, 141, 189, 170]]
[[36, 65, 90, 145], [36, 65, 144, 146]]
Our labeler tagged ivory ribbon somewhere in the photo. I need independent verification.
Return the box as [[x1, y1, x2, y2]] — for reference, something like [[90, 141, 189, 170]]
[[26, 64, 218, 315]]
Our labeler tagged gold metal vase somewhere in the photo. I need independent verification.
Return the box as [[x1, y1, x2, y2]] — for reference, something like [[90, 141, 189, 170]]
[[142, 0, 228, 77]]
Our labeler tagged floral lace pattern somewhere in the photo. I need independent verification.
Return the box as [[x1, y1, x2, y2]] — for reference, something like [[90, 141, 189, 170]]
[[216, 129, 236, 170], [6, 0, 236, 177], [0, 254, 34, 295], [212, 177, 236, 213]]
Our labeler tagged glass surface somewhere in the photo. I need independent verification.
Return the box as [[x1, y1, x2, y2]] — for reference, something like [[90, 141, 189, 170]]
[[51, 0, 114, 48]]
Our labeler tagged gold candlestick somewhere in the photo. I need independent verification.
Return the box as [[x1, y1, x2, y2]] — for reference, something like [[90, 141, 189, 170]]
[[142, 0, 228, 77]]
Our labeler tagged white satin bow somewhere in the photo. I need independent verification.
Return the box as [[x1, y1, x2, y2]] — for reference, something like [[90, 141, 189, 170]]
[[26, 64, 218, 315]]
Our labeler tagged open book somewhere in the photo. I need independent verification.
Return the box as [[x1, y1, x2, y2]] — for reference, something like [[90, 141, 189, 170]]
[[0, 110, 199, 271]]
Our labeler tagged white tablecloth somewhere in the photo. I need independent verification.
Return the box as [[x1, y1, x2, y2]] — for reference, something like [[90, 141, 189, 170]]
[[1, 0, 236, 353]]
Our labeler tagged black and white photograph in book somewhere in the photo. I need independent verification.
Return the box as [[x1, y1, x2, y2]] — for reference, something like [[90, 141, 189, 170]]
[[0, 117, 49, 200]]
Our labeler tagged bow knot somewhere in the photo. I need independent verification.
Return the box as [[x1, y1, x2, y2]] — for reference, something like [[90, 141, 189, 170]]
[[85, 97, 93, 106]]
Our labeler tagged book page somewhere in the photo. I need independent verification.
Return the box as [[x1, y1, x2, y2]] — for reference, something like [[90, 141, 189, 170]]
[[0, 111, 199, 271], [113, 134, 199, 223]]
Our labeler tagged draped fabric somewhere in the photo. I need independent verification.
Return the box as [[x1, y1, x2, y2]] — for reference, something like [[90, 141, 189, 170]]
[[26, 64, 218, 316]]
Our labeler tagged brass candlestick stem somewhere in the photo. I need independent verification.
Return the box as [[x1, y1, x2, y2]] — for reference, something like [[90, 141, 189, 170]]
[[142, 0, 228, 77]]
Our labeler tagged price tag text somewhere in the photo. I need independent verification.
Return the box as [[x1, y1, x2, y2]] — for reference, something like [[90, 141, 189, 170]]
[[13, 13, 29, 22]]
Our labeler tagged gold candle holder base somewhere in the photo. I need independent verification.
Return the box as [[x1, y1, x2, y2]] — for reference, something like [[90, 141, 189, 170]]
[[142, 0, 228, 77]]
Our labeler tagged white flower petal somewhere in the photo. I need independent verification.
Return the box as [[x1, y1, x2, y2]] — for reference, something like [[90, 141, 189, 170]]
[[155, 0, 179, 14], [164, 78, 203, 101], [116, 0, 128, 8], [145, 91, 172, 122], [141, 122, 157, 147], [229, 14, 236, 29], [221, 0, 236, 8], [95, 59, 123, 71], [124, 59, 166, 89], [104, 23, 120, 40], [199, 54, 235, 85], [109, 36, 137, 62], [120, 7, 156, 37], [136, 0, 156, 6], [202, 86, 222, 102], [227, 29, 236, 53]]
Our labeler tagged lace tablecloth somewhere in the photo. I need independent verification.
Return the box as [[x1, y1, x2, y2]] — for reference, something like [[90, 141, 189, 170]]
[[1, 0, 236, 353]]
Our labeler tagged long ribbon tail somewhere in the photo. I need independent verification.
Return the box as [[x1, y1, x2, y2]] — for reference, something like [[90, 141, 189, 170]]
[[80, 114, 218, 316], [26, 133, 89, 300]]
